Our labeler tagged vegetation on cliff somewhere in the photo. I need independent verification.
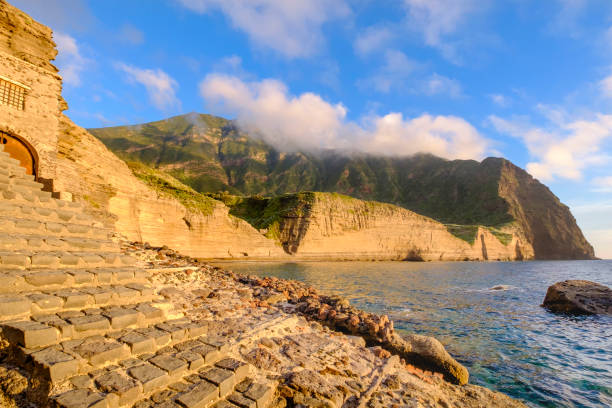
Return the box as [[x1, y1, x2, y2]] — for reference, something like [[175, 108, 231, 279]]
[[128, 161, 217, 216], [209, 191, 315, 241], [89, 114, 510, 226], [89, 113, 595, 259]]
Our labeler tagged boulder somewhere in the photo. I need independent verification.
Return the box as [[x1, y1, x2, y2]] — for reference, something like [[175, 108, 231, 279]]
[[385, 333, 469, 385], [542, 280, 612, 315]]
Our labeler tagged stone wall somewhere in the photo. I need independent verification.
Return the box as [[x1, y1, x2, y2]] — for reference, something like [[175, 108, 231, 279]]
[[0, 0, 63, 183]]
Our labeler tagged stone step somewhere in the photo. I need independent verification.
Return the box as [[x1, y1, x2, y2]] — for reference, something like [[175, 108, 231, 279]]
[[0, 268, 150, 294], [53, 350, 257, 408], [0, 200, 94, 226], [0, 282, 160, 322], [4, 316, 218, 387], [0, 234, 119, 252], [0, 180, 50, 197], [1, 188, 82, 211], [1, 300, 177, 351], [0, 173, 44, 190], [0, 167, 35, 183], [0, 216, 110, 240], [0, 151, 38, 182], [0, 250, 137, 270], [35, 317, 216, 377], [0, 153, 25, 169]]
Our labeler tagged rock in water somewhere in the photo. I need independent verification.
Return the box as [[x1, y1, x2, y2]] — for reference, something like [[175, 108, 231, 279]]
[[387, 333, 469, 385], [542, 280, 612, 315]]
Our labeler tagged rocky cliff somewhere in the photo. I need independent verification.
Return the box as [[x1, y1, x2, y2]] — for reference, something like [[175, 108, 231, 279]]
[[496, 159, 594, 259], [51, 116, 529, 261], [218, 192, 531, 261], [89, 113, 595, 260], [54, 114, 286, 259]]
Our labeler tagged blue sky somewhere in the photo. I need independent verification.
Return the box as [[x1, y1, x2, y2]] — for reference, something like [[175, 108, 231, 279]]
[[12, 0, 612, 258]]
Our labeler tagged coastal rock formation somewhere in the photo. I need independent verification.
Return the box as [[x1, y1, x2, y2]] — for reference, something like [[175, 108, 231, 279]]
[[249, 192, 530, 261], [89, 113, 595, 260], [542, 280, 612, 315], [497, 159, 594, 260], [0, 3, 527, 407], [393, 334, 469, 386], [54, 115, 286, 259], [236, 273, 470, 384], [51, 116, 529, 261]]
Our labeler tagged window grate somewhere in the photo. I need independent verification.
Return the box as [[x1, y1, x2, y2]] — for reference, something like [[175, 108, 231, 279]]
[[0, 78, 26, 110]]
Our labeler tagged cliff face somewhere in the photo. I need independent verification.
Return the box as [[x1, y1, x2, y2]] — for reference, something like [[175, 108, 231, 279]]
[[54, 114, 286, 259], [89, 113, 595, 260], [222, 192, 533, 261], [496, 159, 595, 260], [52, 116, 532, 261]]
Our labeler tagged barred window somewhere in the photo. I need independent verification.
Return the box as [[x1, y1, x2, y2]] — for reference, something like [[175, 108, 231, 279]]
[[0, 77, 26, 111]]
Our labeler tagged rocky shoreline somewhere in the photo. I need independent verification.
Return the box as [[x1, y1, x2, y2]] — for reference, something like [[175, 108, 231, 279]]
[[119, 239, 524, 407], [0, 237, 528, 407]]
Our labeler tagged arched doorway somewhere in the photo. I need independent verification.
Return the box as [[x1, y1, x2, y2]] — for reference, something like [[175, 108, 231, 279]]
[[0, 131, 37, 178]]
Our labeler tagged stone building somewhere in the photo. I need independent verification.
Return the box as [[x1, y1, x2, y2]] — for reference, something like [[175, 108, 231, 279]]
[[0, 0, 65, 191]]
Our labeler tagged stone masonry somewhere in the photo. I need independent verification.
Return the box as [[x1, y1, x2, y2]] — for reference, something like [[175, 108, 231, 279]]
[[0, 0, 64, 186], [0, 146, 275, 408]]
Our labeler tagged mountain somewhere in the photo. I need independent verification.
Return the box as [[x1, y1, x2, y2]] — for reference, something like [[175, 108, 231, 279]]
[[88, 113, 595, 260]]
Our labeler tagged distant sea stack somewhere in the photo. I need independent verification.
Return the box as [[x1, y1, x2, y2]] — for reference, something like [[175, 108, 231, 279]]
[[88, 113, 595, 261]]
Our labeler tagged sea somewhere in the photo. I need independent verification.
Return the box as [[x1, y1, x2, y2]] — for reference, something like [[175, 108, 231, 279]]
[[213, 260, 612, 408]]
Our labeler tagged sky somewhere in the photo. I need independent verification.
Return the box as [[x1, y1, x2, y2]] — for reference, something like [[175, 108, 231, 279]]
[[11, 0, 612, 258]]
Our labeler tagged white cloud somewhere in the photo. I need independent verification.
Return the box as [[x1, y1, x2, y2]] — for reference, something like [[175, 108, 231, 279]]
[[354, 26, 394, 57], [403, 0, 478, 61], [176, 0, 350, 58], [115, 63, 180, 111], [423, 73, 462, 98], [490, 112, 612, 181], [489, 94, 509, 107], [54, 32, 88, 87], [200, 74, 488, 159], [592, 176, 612, 192], [600, 71, 612, 98]]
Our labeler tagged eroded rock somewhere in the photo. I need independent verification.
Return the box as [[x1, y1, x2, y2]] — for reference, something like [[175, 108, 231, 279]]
[[542, 280, 612, 315]]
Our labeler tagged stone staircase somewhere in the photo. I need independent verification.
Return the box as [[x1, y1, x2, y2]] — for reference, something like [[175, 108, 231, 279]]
[[0, 146, 274, 408]]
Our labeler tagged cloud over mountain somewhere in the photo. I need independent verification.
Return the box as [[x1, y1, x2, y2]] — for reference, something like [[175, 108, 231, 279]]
[[200, 74, 488, 159], [490, 112, 612, 181], [115, 63, 180, 111]]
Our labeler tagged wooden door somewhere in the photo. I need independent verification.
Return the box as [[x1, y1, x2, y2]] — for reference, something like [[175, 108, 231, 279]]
[[0, 132, 36, 177]]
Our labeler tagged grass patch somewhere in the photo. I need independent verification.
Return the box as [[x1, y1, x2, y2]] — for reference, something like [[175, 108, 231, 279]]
[[208, 191, 315, 241], [445, 224, 479, 244], [128, 161, 217, 216], [487, 227, 513, 246], [446, 223, 514, 246]]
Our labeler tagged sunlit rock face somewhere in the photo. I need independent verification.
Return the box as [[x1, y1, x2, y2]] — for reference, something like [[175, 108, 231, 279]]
[[89, 113, 594, 261]]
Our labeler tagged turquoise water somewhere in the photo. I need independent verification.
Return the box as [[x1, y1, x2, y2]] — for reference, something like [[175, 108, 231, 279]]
[[215, 260, 612, 408]]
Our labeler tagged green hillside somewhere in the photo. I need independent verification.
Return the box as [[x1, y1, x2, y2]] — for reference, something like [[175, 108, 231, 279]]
[[89, 113, 511, 226], [88, 112, 595, 259]]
